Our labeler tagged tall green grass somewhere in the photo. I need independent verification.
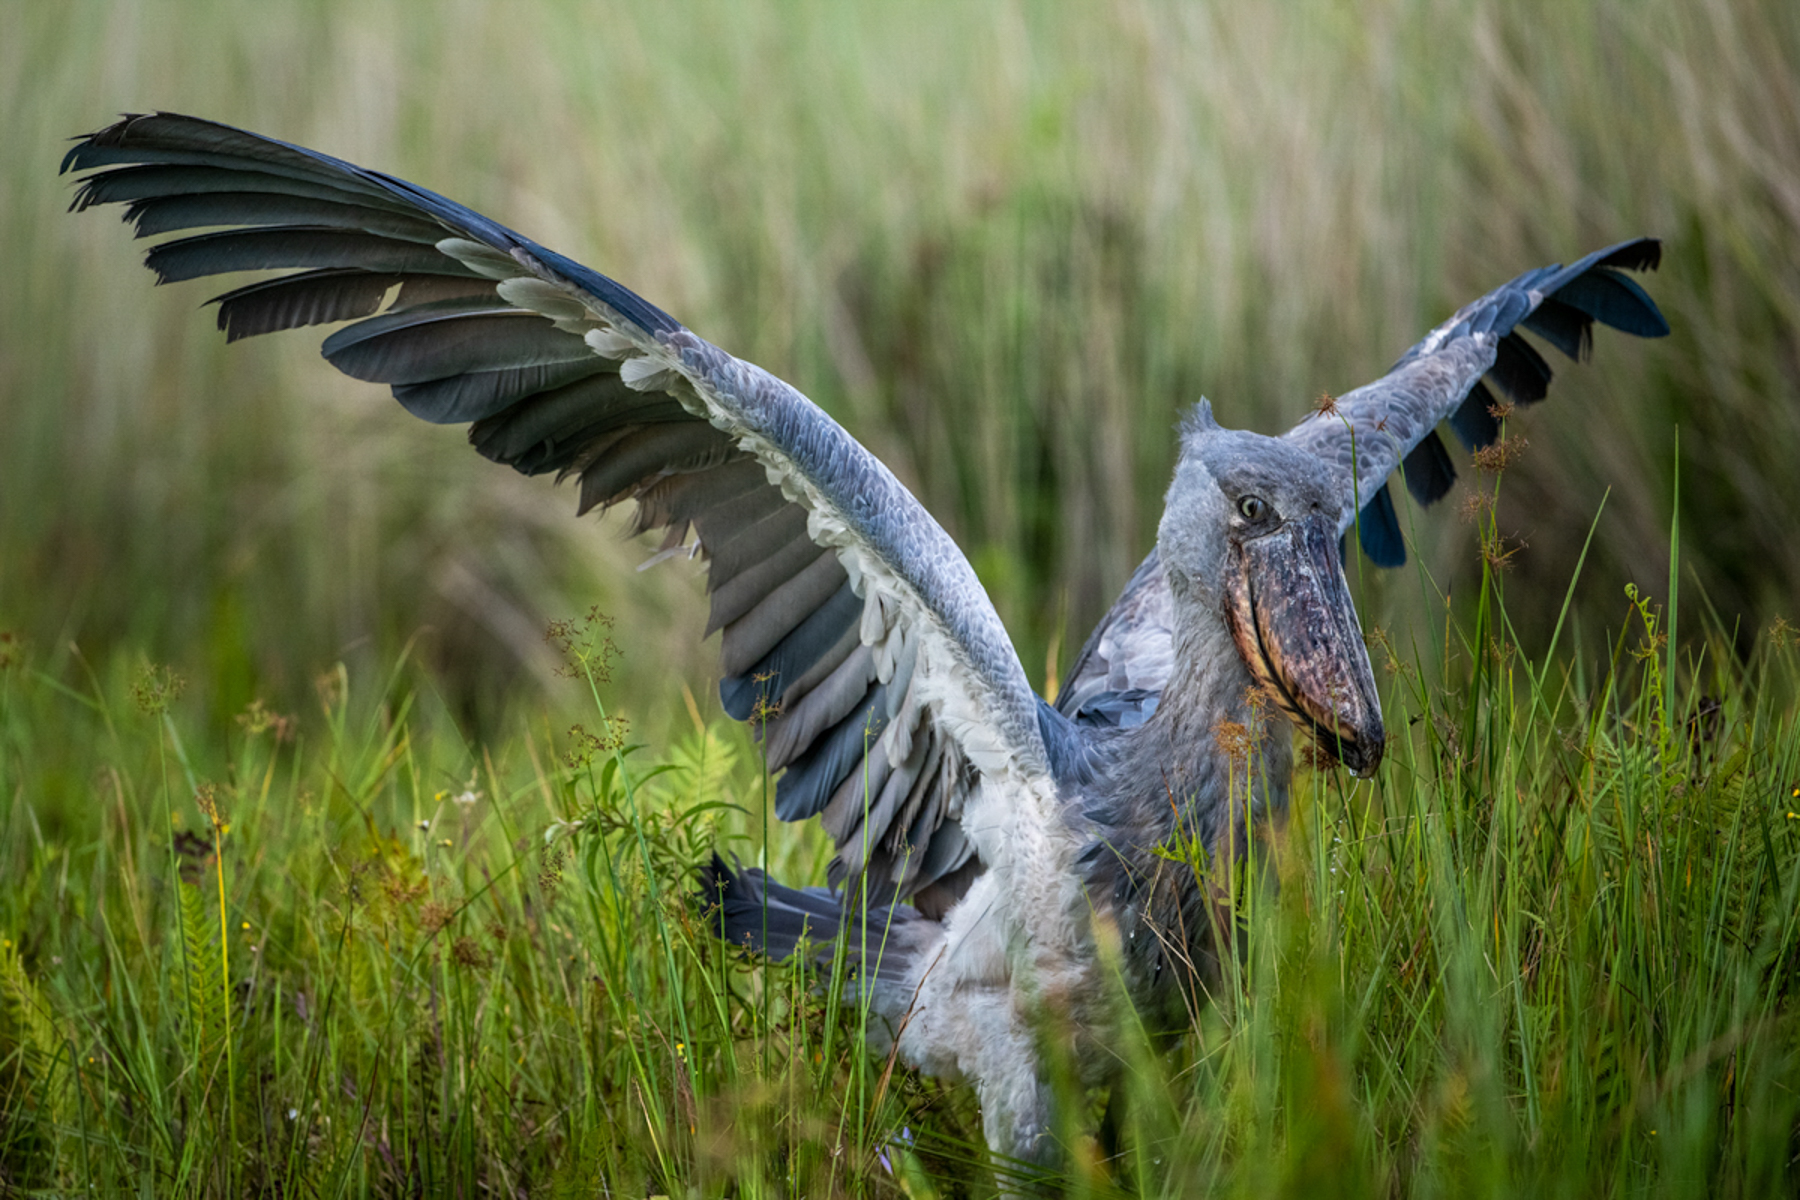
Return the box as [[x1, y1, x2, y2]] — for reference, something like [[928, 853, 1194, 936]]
[[3, 497, 1798, 1194]]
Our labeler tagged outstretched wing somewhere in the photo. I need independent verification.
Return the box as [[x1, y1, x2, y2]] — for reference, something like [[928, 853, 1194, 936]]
[[1283, 238, 1669, 565], [65, 112, 1040, 914]]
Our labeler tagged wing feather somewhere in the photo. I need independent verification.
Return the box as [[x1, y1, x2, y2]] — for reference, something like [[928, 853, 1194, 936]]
[[786, 684, 892, 823], [705, 541, 831, 634], [471, 378, 683, 475], [629, 460, 769, 536], [763, 644, 879, 771], [775, 621, 864, 712], [209, 268, 406, 340], [719, 582, 864, 721], [146, 227, 467, 282], [698, 503, 810, 588], [1399, 428, 1457, 507], [125, 192, 448, 241], [718, 551, 850, 678]]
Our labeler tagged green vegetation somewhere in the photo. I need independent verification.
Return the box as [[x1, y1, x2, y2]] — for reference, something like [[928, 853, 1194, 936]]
[[4, 0, 1799, 1194], [3, 512, 1798, 1195]]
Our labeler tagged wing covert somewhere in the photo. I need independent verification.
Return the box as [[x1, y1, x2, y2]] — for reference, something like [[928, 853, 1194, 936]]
[[1054, 549, 1173, 730]]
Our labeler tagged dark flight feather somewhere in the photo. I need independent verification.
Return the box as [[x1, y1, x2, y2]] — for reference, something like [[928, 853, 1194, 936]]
[[391, 358, 609, 425], [719, 581, 862, 721], [125, 192, 446, 242], [1400, 429, 1457, 506], [146, 227, 470, 283], [1354, 481, 1406, 568], [1448, 380, 1502, 451], [208, 268, 401, 341]]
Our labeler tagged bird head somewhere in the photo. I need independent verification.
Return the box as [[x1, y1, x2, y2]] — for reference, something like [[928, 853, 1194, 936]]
[[1158, 401, 1385, 775]]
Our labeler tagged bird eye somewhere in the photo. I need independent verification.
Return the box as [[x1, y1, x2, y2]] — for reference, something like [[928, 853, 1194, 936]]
[[1237, 495, 1267, 521]]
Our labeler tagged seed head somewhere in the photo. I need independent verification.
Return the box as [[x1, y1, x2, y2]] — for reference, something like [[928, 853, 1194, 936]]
[[132, 663, 184, 716], [1212, 718, 1252, 766], [1472, 434, 1529, 474]]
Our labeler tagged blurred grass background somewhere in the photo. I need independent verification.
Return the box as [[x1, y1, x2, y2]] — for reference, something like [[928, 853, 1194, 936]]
[[5, 2, 1800, 1193], [4, 0, 1797, 738]]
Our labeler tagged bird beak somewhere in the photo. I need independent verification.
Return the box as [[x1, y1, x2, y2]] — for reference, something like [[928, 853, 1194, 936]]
[[1223, 512, 1385, 776]]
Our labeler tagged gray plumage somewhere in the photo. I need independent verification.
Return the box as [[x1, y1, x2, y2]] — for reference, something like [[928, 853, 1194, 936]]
[[65, 112, 1668, 1171]]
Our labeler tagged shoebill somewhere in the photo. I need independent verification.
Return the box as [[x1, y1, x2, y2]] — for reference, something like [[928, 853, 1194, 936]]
[[64, 113, 1669, 1167]]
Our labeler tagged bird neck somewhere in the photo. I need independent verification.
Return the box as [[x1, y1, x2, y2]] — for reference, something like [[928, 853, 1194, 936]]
[[1076, 586, 1293, 1015], [1079, 584, 1292, 859], [1151, 590, 1292, 843]]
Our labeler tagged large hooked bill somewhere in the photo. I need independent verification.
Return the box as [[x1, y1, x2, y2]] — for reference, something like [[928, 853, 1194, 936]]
[[1224, 511, 1385, 776]]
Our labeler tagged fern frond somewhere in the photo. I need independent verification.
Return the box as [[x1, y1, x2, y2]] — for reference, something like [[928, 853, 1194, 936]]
[[0, 939, 73, 1145], [178, 883, 227, 1087]]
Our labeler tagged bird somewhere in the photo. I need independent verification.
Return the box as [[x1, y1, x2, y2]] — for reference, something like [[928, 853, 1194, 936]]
[[64, 112, 1669, 1168]]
